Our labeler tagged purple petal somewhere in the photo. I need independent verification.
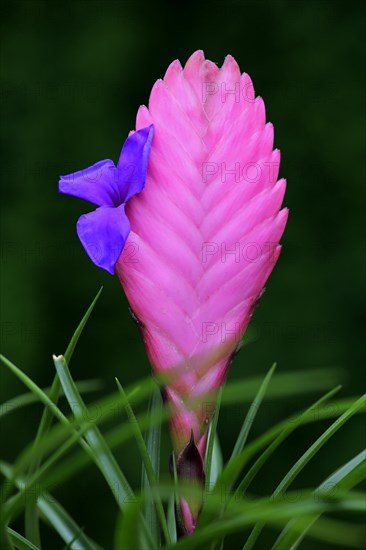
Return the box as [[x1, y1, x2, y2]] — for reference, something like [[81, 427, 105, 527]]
[[59, 159, 119, 207], [117, 125, 154, 202], [76, 204, 130, 274]]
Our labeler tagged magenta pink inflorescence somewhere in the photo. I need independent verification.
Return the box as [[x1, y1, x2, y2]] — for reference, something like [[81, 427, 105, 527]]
[[116, 51, 288, 533]]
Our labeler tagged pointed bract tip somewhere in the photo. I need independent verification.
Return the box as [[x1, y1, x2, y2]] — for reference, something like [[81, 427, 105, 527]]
[[184, 49, 205, 68], [164, 59, 183, 79], [222, 53, 238, 68], [176, 430, 205, 484], [280, 206, 289, 220], [180, 499, 195, 535], [136, 105, 153, 129], [149, 79, 167, 106], [192, 49, 205, 59]]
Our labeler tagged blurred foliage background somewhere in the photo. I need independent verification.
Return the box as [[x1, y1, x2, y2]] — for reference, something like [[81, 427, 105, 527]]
[[1, 0, 365, 548]]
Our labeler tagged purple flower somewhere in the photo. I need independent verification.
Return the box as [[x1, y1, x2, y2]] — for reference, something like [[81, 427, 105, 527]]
[[59, 125, 154, 274]]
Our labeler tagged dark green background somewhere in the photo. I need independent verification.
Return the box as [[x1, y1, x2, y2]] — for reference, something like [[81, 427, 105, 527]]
[[1, 0, 365, 548]]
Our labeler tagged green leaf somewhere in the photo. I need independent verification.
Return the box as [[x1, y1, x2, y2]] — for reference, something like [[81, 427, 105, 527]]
[[3, 383, 162, 522], [10, 378, 155, 484], [26, 287, 103, 470], [115, 378, 170, 545], [39, 499, 100, 550], [200, 389, 223, 549], [221, 368, 343, 406], [24, 287, 103, 546], [210, 437, 223, 487], [0, 355, 96, 522], [207, 365, 275, 549], [0, 462, 100, 550], [274, 395, 365, 496], [0, 356, 72, 431], [7, 528, 39, 550], [204, 387, 222, 490], [114, 498, 143, 550], [53, 355, 135, 509], [12, 395, 363, 514], [233, 386, 341, 499], [26, 286, 103, 470], [167, 494, 177, 544], [243, 394, 366, 550], [62, 527, 87, 550], [53, 356, 156, 549], [231, 363, 276, 461], [272, 449, 366, 550], [141, 387, 163, 546], [292, 516, 366, 549], [4, 414, 110, 524], [164, 490, 364, 550], [0, 380, 102, 419], [216, 387, 344, 497]]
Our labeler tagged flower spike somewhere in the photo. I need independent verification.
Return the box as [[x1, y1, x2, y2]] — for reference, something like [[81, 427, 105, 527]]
[[116, 51, 288, 532]]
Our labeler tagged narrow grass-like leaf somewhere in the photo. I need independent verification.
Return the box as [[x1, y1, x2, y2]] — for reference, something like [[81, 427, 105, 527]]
[[11, 379, 155, 482], [4, 368, 345, 502], [201, 389, 223, 550], [53, 356, 157, 549], [272, 449, 366, 550], [4, 422, 99, 523], [204, 365, 274, 548], [7, 528, 39, 550], [243, 394, 366, 550], [0, 462, 100, 550], [12, 367, 331, 492], [141, 387, 163, 546], [0, 380, 102, 420], [274, 395, 365, 496], [167, 494, 177, 544], [114, 498, 144, 550], [53, 355, 135, 508], [216, 388, 349, 497], [24, 505, 40, 550], [290, 516, 366, 549], [233, 386, 341, 499], [65, 287, 104, 363], [0, 528, 13, 550], [231, 363, 276, 462], [0, 356, 72, 431], [13, 395, 363, 513], [62, 528, 87, 550], [27, 287, 103, 465], [0, 361, 97, 521], [165, 491, 364, 550], [210, 437, 223, 487], [221, 368, 342, 405], [24, 288, 103, 546], [4, 387, 361, 525], [204, 387, 222, 490], [39, 498, 101, 550], [3, 385, 167, 522], [115, 378, 170, 545], [207, 437, 224, 550], [0, 354, 94, 512]]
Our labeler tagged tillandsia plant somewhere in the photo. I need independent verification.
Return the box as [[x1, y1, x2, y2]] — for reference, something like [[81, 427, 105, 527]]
[[59, 50, 287, 535], [3, 51, 365, 550]]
